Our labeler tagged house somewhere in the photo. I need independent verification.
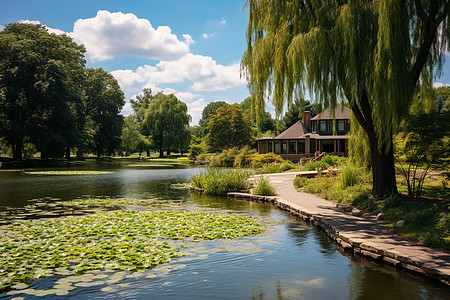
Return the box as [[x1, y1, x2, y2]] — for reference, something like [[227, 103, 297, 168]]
[[256, 105, 351, 162]]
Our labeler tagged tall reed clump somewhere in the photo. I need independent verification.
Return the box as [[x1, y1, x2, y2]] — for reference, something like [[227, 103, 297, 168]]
[[339, 164, 366, 189], [190, 168, 250, 196], [253, 177, 277, 196]]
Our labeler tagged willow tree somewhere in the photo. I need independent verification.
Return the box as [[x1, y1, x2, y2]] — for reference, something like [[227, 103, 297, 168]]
[[241, 0, 450, 197], [143, 93, 191, 157]]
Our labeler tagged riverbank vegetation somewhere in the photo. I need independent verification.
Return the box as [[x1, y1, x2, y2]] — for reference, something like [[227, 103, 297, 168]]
[[190, 169, 250, 196], [253, 177, 277, 196], [294, 163, 450, 251]]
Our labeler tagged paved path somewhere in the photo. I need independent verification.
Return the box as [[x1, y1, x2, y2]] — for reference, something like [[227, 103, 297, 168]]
[[234, 172, 450, 286]]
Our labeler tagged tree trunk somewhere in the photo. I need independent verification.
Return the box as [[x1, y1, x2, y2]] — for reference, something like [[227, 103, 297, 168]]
[[12, 139, 23, 162], [368, 132, 398, 197], [167, 148, 171, 156], [65, 147, 71, 160], [159, 147, 164, 158]]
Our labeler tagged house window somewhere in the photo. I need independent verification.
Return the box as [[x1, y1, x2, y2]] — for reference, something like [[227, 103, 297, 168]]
[[289, 141, 296, 154], [268, 142, 272, 152], [310, 140, 316, 153], [298, 141, 305, 153], [312, 122, 317, 132], [338, 120, 345, 131], [319, 121, 327, 132], [329, 121, 334, 133], [282, 142, 287, 154], [274, 142, 280, 154]]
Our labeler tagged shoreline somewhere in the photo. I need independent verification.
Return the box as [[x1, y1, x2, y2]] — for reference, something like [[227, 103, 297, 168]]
[[225, 172, 450, 287]]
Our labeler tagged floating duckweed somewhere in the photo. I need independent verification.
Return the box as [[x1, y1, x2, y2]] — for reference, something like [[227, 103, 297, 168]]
[[0, 210, 263, 291], [24, 171, 115, 176]]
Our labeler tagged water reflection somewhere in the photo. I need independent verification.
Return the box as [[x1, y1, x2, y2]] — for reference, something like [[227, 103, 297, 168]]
[[0, 166, 449, 299]]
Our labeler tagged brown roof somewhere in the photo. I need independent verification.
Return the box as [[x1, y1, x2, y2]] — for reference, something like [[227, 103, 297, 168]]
[[275, 121, 309, 139], [311, 105, 351, 120]]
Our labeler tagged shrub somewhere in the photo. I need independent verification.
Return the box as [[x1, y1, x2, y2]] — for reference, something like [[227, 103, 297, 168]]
[[258, 160, 295, 174], [188, 144, 205, 160], [209, 148, 240, 167], [293, 176, 308, 188], [321, 155, 346, 167], [250, 152, 284, 168], [253, 177, 277, 196], [234, 146, 257, 168], [304, 160, 331, 171], [190, 168, 250, 196]]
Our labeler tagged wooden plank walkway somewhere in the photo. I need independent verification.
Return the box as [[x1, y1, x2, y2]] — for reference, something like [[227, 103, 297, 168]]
[[228, 172, 450, 287]]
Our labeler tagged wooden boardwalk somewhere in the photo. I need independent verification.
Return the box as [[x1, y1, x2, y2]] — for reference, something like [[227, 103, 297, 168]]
[[228, 172, 450, 287]]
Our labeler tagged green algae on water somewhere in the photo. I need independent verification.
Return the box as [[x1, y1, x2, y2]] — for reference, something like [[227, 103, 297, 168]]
[[0, 210, 263, 291], [24, 171, 115, 176]]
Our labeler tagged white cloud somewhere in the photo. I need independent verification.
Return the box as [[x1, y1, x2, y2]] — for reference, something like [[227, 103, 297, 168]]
[[202, 32, 216, 39], [19, 20, 66, 35], [175, 92, 198, 102], [0, 25, 4, 31], [434, 82, 444, 88], [112, 53, 245, 95], [185, 98, 207, 125], [120, 102, 134, 116], [219, 17, 227, 25], [182, 34, 194, 44], [70, 10, 191, 62]]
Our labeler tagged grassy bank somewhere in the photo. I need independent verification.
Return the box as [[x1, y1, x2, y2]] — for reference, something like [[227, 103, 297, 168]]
[[293, 165, 450, 251]]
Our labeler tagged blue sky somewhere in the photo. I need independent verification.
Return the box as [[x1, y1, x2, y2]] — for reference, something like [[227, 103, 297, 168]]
[[1, 0, 450, 124]]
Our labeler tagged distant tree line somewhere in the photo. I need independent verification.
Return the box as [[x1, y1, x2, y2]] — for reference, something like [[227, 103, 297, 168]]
[[0, 23, 125, 161]]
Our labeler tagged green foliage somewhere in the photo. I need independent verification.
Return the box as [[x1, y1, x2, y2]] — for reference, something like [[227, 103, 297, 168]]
[[249, 152, 284, 168], [339, 164, 366, 189], [278, 97, 319, 132], [242, 0, 450, 197], [209, 148, 240, 167], [143, 93, 191, 157], [434, 86, 450, 112], [258, 160, 295, 174], [395, 111, 450, 198], [253, 177, 277, 196], [293, 175, 449, 250], [0, 23, 86, 161], [234, 146, 257, 168], [190, 168, 250, 196], [198, 101, 228, 137], [206, 104, 253, 151], [240, 96, 276, 134], [121, 115, 152, 155], [83, 68, 125, 158], [0, 209, 262, 291]]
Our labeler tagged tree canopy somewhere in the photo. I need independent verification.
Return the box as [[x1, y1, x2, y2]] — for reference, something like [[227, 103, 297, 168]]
[[242, 0, 450, 197], [0, 23, 86, 160], [240, 96, 276, 134], [198, 101, 228, 137], [143, 93, 191, 157], [206, 104, 253, 150]]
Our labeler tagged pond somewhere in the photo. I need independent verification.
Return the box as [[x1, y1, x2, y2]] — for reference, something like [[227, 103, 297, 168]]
[[0, 164, 449, 299]]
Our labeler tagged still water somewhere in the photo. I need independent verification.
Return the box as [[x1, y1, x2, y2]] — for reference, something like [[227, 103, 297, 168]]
[[0, 164, 449, 299]]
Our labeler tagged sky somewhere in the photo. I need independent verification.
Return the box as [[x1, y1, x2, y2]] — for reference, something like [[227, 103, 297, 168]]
[[1, 0, 450, 125]]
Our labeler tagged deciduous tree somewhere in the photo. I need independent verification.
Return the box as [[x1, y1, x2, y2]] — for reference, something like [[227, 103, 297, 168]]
[[0, 23, 86, 160], [143, 93, 191, 157], [242, 0, 450, 197], [206, 104, 253, 150], [84, 68, 125, 158]]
